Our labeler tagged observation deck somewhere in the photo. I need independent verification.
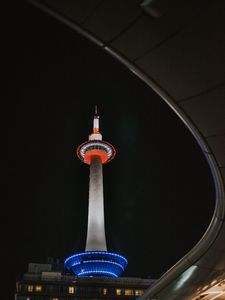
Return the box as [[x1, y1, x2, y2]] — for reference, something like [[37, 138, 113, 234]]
[[77, 140, 116, 165]]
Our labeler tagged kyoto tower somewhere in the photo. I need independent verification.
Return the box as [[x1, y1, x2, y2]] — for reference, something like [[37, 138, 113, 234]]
[[64, 107, 128, 278]]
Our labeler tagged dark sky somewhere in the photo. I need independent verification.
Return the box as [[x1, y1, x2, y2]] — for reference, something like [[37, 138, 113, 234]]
[[3, 1, 215, 298]]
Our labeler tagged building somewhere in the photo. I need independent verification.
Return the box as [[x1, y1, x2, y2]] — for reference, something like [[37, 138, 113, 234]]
[[15, 261, 156, 300]]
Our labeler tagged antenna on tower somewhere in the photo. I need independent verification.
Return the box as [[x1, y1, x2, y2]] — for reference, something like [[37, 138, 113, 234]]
[[94, 105, 98, 116], [93, 105, 100, 134]]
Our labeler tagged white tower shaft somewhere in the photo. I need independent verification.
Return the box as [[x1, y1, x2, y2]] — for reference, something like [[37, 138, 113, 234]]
[[85, 156, 107, 251]]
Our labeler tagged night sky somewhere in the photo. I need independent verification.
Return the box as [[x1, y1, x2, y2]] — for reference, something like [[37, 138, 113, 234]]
[[4, 2, 215, 298]]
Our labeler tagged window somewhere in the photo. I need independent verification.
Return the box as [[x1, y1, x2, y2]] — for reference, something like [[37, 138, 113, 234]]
[[68, 286, 75, 294], [102, 288, 108, 295], [135, 290, 144, 296], [125, 289, 134, 296], [116, 289, 122, 295], [27, 285, 33, 292], [35, 285, 42, 292]]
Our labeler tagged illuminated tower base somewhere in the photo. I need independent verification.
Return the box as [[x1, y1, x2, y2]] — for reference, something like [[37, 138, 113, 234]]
[[64, 107, 128, 277]]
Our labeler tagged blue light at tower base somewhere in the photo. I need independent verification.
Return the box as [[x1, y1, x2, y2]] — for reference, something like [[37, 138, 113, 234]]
[[64, 251, 128, 278]]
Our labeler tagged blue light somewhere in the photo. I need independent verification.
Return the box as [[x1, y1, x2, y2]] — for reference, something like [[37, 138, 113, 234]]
[[64, 251, 128, 278], [77, 270, 118, 277], [82, 260, 125, 270]]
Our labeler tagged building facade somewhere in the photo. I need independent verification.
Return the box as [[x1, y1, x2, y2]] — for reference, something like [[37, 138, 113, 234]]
[[15, 261, 156, 300]]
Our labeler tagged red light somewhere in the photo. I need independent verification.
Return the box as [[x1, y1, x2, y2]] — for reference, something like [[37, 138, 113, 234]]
[[84, 150, 109, 164]]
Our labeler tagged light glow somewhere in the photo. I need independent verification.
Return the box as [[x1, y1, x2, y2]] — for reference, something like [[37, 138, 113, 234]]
[[77, 140, 116, 164], [193, 278, 225, 300], [77, 270, 118, 277], [64, 251, 128, 278], [174, 266, 197, 291]]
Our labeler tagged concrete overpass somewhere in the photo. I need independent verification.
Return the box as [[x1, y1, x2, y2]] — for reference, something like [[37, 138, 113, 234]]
[[26, 1, 225, 299]]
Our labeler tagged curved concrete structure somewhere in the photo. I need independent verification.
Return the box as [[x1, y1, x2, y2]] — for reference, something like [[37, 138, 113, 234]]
[[27, 1, 225, 299]]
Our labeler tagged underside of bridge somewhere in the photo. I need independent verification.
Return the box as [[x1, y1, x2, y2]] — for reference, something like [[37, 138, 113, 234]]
[[26, 1, 225, 299]]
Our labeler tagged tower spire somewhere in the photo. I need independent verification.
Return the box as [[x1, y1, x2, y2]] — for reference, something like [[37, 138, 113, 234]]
[[95, 104, 98, 116], [93, 105, 100, 134]]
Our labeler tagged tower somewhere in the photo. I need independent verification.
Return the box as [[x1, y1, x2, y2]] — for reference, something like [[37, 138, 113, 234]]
[[64, 107, 128, 278]]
